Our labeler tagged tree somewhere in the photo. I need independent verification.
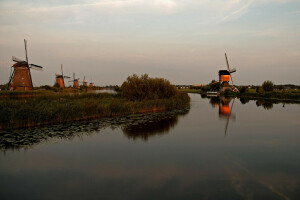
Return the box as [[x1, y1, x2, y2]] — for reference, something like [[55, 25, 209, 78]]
[[262, 80, 274, 92], [121, 74, 178, 101]]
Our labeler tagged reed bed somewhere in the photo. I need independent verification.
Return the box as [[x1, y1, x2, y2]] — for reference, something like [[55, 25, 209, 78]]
[[0, 92, 190, 129]]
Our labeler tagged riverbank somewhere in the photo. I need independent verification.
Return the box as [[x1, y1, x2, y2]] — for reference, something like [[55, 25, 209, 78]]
[[179, 89, 300, 101], [0, 92, 190, 129]]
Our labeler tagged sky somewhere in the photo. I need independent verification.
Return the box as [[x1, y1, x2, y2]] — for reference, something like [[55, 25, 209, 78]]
[[0, 0, 299, 86]]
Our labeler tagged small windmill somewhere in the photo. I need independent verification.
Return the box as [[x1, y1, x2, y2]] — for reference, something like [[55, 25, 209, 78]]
[[218, 53, 239, 92], [81, 76, 88, 87], [55, 64, 70, 88], [7, 39, 43, 91], [69, 73, 80, 88], [89, 78, 94, 87]]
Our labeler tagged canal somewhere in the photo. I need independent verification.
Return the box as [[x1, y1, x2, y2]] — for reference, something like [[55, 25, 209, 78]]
[[0, 93, 300, 200]]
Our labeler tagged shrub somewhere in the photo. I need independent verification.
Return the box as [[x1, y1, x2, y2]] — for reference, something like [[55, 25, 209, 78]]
[[256, 87, 264, 94], [240, 87, 247, 93], [121, 74, 178, 101], [262, 80, 274, 92]]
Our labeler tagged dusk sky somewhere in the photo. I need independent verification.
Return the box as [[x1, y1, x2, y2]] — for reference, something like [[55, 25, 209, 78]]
[[0, 0, 299, 86]]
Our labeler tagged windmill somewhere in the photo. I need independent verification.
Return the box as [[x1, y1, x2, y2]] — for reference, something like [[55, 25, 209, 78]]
[[81, 76, 88, 87], [218, 53, 239, 92], [55, 64, 70, 88], [69, 73, 80, 88], [89, 78, 94, 87], [7, 39, 43, 91]]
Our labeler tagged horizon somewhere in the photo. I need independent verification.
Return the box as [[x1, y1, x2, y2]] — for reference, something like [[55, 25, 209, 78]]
[[0, 0, 299, 86]]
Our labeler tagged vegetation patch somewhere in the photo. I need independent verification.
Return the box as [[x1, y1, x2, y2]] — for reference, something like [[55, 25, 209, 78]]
[[0, 74, 190, 129]]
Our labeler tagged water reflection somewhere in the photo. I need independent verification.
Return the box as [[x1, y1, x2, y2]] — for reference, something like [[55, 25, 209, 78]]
[[0, 108, 189, 151], [122, 110, 188, 141], [208, 96, 236, 135]]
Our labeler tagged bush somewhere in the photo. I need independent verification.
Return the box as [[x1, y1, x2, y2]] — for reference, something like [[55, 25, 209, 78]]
[[256, 87, 264, 94], [121, 74, 178, 101], [240, 87, 247, 93], [262, 80, 274, 92]]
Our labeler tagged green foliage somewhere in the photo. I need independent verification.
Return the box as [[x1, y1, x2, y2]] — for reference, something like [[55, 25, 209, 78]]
[[121, 74, 178, 101], [262, 80, 274, 92]]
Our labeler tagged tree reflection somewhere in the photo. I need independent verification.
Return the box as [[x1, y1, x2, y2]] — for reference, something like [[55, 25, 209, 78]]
[[256, 99, 274, 110], [122, 110, 189, 141]]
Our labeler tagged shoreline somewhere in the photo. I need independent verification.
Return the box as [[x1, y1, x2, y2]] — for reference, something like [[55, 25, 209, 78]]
[[179, 89, 300, 102]]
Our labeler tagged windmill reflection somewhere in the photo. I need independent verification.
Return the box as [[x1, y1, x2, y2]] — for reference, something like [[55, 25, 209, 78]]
[[209, 96, 236, 135]]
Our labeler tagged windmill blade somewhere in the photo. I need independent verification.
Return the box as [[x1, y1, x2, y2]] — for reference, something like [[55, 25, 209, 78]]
[[61, 64, 64, 77], [64, 76, 71, 79], [225, 53, 234, 86], [229, 68, 236, 73], [225, 98, 235, 136], [30, 64, 43, 71], [12, 56, 25, 63], [24, 39, 29, 63], [83, 76, 85, 82], [73, 72, 75, 80]]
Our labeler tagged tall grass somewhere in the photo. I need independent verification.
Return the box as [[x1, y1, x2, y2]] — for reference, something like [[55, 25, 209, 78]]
[[0, 92, 190, 129]]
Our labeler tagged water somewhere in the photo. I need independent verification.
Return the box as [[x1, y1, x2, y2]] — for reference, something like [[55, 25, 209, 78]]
[[0, 94, 300, 200]]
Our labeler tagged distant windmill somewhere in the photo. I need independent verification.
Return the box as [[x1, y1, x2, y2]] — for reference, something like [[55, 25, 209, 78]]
[[69, 73, 80, 88], [55, 64, 70, 88], [218, 53, 239, 92], [89, 78, 94, 87], [81, 76, 88, 87], [7, 39, 43, 91]]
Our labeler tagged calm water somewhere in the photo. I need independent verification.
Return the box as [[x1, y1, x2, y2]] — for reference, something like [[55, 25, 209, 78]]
[[0, 94, 300, 200]]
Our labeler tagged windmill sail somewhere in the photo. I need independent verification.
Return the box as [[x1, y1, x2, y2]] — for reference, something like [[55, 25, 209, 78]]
[[12, 56, 25, 63]]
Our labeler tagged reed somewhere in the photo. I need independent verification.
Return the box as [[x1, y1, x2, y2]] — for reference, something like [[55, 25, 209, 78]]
[[0, 92, 190, 129]]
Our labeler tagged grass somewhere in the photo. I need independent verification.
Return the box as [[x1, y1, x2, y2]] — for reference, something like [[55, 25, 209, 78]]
[[0, 92, 190, 129]]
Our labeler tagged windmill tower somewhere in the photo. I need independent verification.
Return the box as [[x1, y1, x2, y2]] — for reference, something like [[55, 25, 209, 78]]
[[218, 53, 239, 92], [8, 39, 43, 91], [55, 64, 70, 88], [81, 76, 88, 87], [69, 73, 80, 88]]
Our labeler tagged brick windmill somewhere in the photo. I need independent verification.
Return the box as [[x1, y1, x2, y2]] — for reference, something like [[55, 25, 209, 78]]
[[55, 64, 70, 88], [218, 53, 239, 92], [81, 76, 88, 87], [89, 78, 94, 87], [7, 39, 43, 91], [69, 73, 80, 88]]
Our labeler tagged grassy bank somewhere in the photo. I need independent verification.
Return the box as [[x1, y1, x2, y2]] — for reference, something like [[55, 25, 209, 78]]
[[224, 90, 300, 101], [179, 88, 300, 101], [0, 92, 190, 129]]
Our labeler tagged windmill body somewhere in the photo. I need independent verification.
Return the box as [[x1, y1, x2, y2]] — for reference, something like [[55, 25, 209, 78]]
[[74, 79, 80, 88], [8, 39, 43, 91], [89, 82, 94, 87], [9, 61, 33, 91], [55, 75, 65, 88]]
